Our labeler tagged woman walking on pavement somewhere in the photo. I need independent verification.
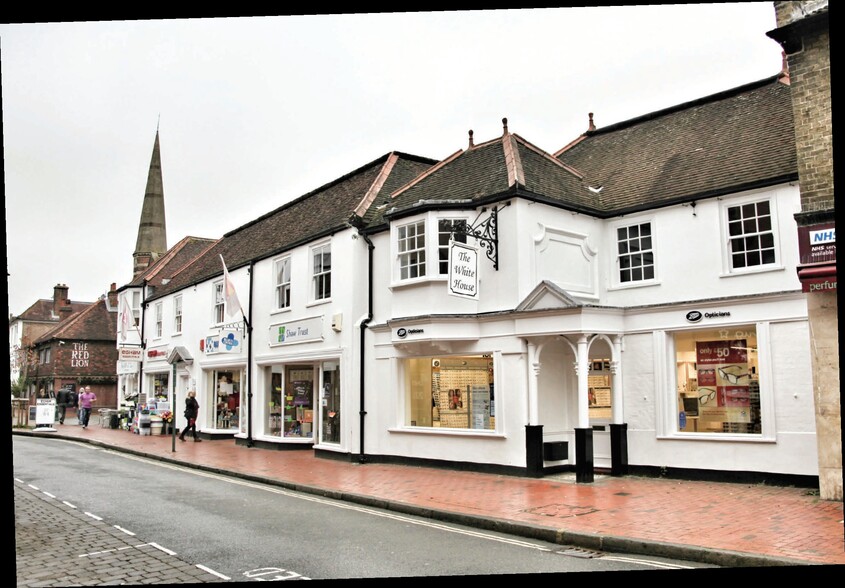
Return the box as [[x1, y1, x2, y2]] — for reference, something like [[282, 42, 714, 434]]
[[180, 390, 202, 442], [77, 386, 96, 429]]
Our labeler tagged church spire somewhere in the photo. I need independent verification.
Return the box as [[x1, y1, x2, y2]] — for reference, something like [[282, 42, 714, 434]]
[[133, 128, 168, 278]]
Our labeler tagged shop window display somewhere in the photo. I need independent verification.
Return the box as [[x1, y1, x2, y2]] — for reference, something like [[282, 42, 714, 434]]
[[320, 362, 340, 444], [214, 371, 240, 430], [405, 355, 494, 430], [675, 327, 760, 435], [588, 359, 612, 421], [151, 373, 168, 403]]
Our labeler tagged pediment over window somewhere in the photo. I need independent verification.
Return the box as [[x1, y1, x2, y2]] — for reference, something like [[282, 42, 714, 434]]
[[517, 280, 583, 311]]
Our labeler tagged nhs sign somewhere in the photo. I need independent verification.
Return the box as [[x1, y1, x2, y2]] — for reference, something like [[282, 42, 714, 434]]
[[810, 228, 835, 244]]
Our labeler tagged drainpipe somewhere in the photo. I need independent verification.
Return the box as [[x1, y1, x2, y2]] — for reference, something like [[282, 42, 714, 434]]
[[358, 230, 374, 464], [138, 280, 148, 402], [246, 261, 255, 447]]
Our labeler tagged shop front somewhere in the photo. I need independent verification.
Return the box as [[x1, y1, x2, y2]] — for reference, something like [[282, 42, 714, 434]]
[[258, 359, 341, 446]]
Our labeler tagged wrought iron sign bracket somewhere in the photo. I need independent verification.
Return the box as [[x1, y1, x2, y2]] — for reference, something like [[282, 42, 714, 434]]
[[452, 201, 511, 270]]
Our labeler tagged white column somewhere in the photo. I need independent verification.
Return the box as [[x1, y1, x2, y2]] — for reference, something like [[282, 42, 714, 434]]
[[576, 334, 590, 428], [611, 334, 623, 424], [527, 341, 539, 425]]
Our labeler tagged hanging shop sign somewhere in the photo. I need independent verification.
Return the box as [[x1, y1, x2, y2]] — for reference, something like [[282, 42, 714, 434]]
[[448, 240, 479, 300], [269, 316, 323, 346], [117, 361, 139, 375], [204, 330, 243, 355], [119, 347, 143, 361]]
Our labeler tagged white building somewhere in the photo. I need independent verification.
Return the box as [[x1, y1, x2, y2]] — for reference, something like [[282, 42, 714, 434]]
[[130, 73, 819, 484]]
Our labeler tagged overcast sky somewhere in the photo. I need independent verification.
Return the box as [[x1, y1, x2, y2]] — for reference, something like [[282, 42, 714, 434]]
[[2, 4, 784, 316]]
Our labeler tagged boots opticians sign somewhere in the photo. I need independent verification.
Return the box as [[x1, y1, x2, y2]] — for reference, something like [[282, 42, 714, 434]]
[[686, 310, 731, 323]]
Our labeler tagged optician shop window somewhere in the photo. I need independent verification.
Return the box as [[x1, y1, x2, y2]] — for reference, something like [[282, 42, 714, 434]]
[[675, 326, 760, 435], [404, 355, 495, 430]]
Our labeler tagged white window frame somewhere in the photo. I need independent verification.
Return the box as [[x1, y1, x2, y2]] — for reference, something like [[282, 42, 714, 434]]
[[154, 302, 163, 338], [437, 218, 468, 275], [213, 281, 225, 324], [311, 244, 331, 302], [274, 256, 292, 311], [393, 213, 474, 285], [173, 296, 183, 335], [655, 325, 776, 441], [397, 219, 427, 281], [131, 291, 141, 326], [720, 195, 783, 276], [615, 220, 656, 284]]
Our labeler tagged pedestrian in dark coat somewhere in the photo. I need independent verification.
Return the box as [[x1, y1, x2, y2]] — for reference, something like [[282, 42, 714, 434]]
[[179, 391, 201, 442], [55, 388, 71, 424]]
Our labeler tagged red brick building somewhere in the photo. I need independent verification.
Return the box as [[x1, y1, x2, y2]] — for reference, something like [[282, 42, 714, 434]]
[[27, 285, 120, 411], [9, 284, 91, 392]]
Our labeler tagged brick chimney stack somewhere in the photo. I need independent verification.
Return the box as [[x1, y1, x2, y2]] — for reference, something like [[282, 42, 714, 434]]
[[53, 283, 69, 318], [107, 283, 118, 309]]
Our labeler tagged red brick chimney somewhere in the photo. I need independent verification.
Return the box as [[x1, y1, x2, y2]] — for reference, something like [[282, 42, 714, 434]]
[[107, 283, 118, 309], [53, 283, 69, 318]]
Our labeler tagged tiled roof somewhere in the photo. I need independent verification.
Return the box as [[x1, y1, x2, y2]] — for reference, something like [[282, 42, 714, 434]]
[[381, 127, 587, 222], [12, 299, 91, 323], [555, 75, 797, 214], [126, 236, 217, 288], [34, 297, 116, 344], [149, 152, 436, 300]]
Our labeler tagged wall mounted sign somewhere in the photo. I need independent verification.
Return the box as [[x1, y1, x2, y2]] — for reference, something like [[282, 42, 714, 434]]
[[685, 310, 731, 323], [147, 348, 168, 359], [797, 222, 836, 264], [205, 330, 242, 354], [269, 316, 323, 346], [396, 327, 425, 339], [69, 342, 90, 368]]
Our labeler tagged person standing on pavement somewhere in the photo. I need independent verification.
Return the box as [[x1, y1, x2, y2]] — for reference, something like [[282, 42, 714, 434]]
[[179, 390, 201, 442], [55, 387, 71, 425], [78, 386, 97, 429]]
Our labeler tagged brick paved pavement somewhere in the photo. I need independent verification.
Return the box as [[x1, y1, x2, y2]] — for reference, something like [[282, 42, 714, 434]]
[[14, 481, 226, 586]]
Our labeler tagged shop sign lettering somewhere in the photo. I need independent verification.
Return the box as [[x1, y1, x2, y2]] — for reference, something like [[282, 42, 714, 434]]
[[797, 222, 836, 264], [269, 316, 323, 346], [71, 342, 90, 367], [685, 310, 731, 322], [804, 277, 837, 293], [448, 241, 479, 300]]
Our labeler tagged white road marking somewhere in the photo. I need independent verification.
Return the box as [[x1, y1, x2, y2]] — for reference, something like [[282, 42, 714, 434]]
[[84, 512, 103, 521], [114, 525, 135, 536], [197, 564, 231, 580], [150, 542, 177, 555]]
